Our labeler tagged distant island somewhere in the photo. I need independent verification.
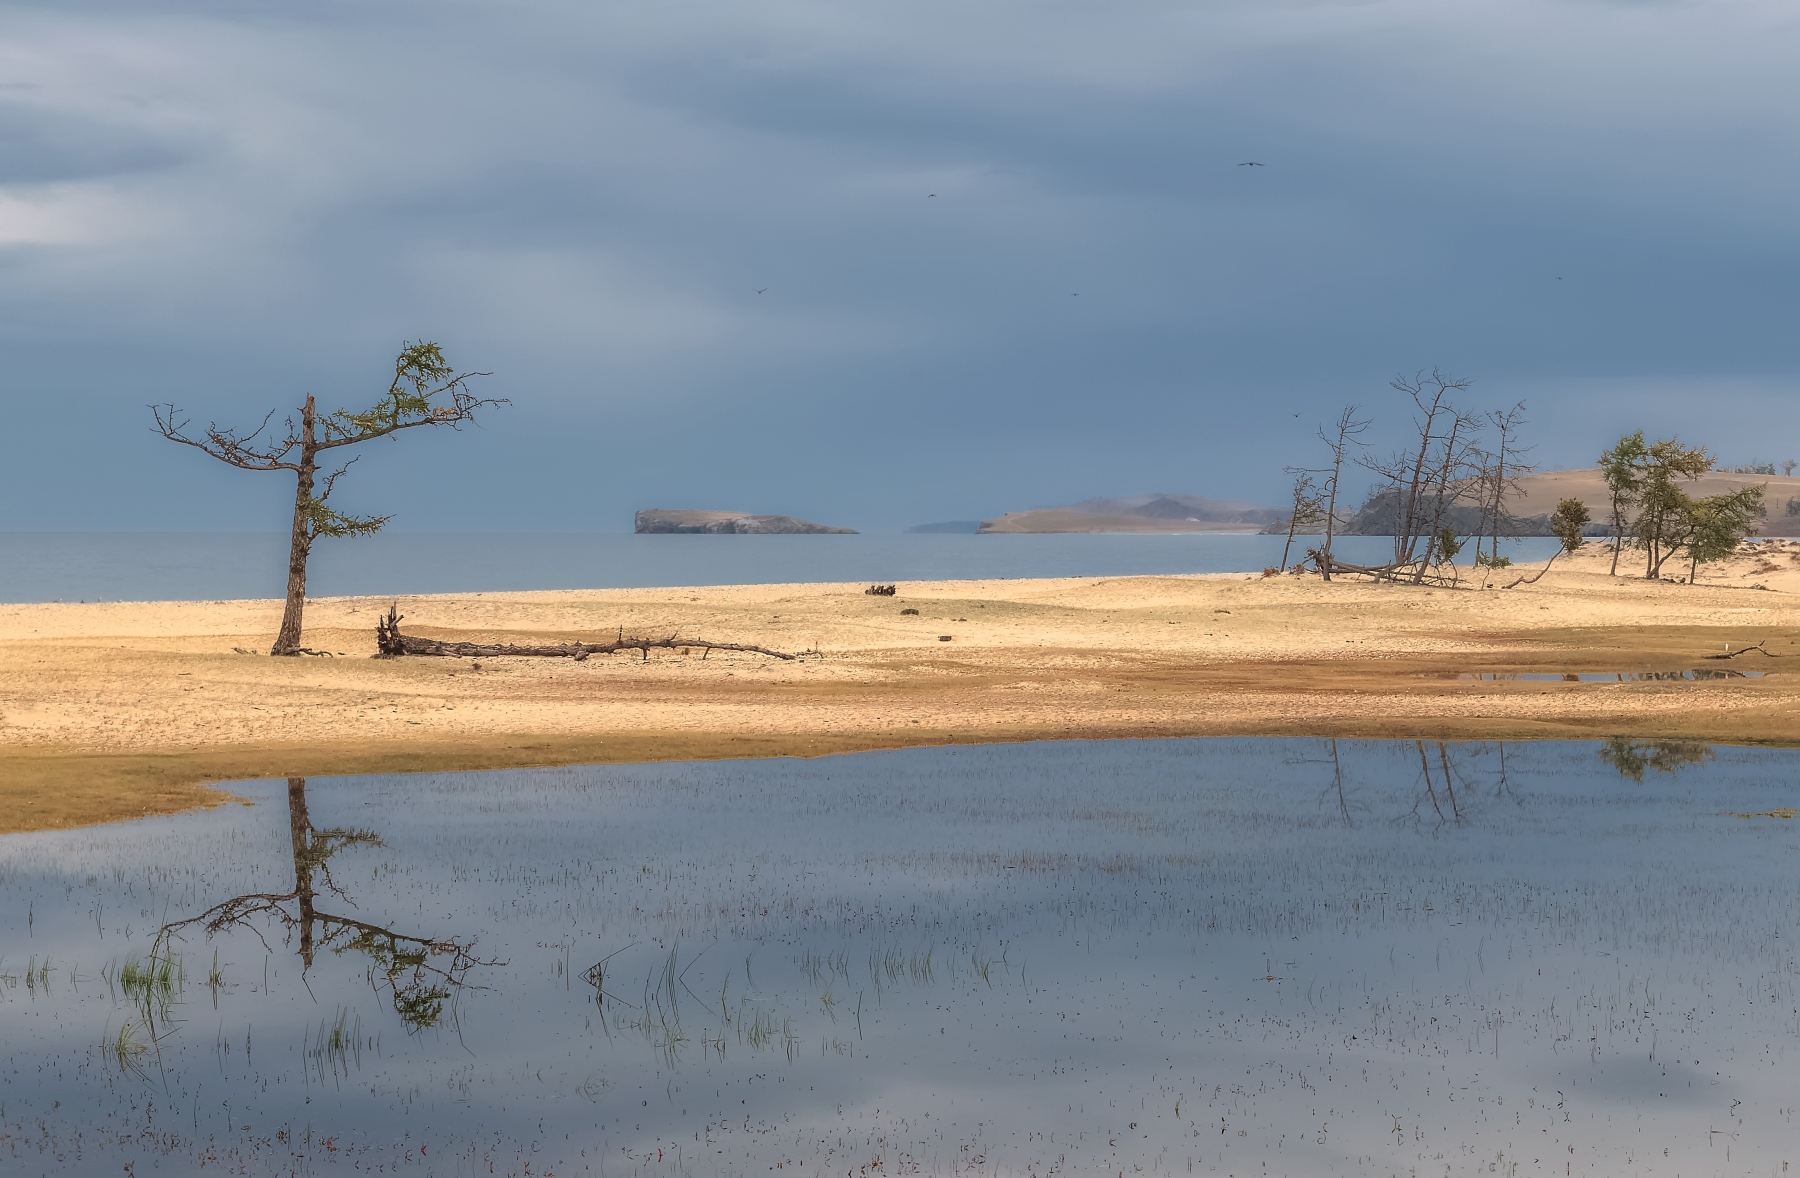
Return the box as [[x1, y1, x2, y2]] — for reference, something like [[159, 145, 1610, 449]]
[[634, 509, 857, 535], [907, 521, 981, 533], [978, 494, 1285, 534]]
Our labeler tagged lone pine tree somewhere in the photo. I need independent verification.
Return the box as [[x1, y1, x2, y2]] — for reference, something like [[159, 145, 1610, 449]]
[[153, 342, 504, 655]]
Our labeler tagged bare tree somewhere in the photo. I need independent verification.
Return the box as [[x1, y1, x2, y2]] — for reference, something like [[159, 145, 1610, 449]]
[[1359, 370, 1481, 582], [1475, 402, 1536, 568], [1315, 405, 1370, 581], [153, 342, 503, 654]]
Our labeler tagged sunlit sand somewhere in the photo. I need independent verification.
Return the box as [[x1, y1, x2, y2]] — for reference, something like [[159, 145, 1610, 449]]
[[4, 540, 1799, 832]]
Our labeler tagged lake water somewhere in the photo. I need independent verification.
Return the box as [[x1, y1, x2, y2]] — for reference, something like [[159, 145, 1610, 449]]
[[0, 532, 1564, 604], [2, 737, 1795, 1175]]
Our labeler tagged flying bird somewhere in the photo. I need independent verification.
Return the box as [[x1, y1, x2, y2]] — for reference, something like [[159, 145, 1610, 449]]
[[755, 288, 768, 294], [1238, 161, 1264, 167], [928, 193, 936, 197]]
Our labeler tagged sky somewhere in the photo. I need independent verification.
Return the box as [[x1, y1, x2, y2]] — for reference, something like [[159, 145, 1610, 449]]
[[0, 0, 1795, 533]]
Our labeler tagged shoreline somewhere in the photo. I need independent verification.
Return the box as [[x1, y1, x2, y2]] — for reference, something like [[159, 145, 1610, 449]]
[[6, 542, 1800, 834]]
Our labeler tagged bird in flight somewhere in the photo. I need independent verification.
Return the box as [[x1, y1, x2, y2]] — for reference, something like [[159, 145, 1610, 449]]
[[755, 288, 768, 294], [1238, 161, 1264, 167], [928, 193, 936, 197]]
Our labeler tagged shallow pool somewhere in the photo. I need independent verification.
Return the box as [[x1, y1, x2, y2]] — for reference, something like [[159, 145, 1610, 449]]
[[2, 737, 1796, 1175]]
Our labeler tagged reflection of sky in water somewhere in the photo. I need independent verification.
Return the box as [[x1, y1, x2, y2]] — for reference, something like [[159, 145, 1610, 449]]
[[1, 738, 1796, 1175]]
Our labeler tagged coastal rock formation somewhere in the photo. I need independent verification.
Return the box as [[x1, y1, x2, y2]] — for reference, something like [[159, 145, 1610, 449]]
[[979, 494, 1284, 534], [635, 509, 857, 535]]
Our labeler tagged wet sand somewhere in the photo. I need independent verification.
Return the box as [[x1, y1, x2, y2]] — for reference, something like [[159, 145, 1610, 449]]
[[6, 540, 1800, 832]]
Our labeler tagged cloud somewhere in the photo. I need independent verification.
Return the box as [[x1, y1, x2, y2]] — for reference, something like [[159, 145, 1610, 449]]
[[0, 0, 1795, 531]]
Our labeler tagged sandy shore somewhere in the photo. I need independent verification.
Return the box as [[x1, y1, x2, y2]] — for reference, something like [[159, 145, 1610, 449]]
[[6, 540, 1800, 833]]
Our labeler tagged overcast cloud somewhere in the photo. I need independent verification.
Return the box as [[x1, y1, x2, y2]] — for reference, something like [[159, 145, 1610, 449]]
[[1, 0, 1795, 532]]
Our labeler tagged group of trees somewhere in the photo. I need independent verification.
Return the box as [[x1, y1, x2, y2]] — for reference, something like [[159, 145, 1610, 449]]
[[1277, 370, 1769, 586], [1285, 369, 1588, 584], [1597, 432, 1765, 581]]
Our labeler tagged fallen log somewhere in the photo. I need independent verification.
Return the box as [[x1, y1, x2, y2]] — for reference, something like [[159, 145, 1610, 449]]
[[1501, 547, 1563, 588], [374, 604, 796, 661], [1305, 550, 1460, 586], [1702, 640, 1773, 660]]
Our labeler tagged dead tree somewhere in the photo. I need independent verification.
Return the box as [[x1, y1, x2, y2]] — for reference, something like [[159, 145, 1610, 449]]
[[1360, 370, 1479, 581], [1475, 401, 1536, 569], [1315, 405, 1370, 581], [374, 604, 797, 661], [153, 342, 504, 655]]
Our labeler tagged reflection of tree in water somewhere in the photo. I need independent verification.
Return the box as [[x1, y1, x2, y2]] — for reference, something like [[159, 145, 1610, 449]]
[[1397, 740, 1467, 830], [1389, 741, 1529, 831], [156, 778, 494, 1030], [1598, 739, 1714, 784]]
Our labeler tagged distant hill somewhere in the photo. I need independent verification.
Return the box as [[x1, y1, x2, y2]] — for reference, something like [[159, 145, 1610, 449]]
[[979, 493, 1285, 534], [634, 509, 857, 535], [1508, 468, 1800, 534], [1321, 468, 1800, 537]]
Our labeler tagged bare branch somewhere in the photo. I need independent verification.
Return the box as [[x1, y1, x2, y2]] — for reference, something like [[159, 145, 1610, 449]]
[[151, 403, 301, 471]]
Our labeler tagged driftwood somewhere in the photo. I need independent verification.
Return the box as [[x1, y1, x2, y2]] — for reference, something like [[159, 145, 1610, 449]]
[[1501, 546, 1563, 588], [1703, 640, 1773, 660], [1304, 549, 1463, 587], [374, 604, 796, 662]]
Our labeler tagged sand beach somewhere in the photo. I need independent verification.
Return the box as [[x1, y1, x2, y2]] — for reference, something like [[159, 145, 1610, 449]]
[[6, 539, 1800, 833]]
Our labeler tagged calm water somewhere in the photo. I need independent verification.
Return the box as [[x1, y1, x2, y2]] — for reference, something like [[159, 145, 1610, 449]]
[[2, 737, 1796, 1175], [0, 532, 1563, 604]]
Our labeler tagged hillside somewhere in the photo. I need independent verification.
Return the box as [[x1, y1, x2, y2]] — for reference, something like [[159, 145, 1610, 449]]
[[979, 493, 1285, 534], [1321, 468, 1800, 538], [1509, 468, 1800, 534]]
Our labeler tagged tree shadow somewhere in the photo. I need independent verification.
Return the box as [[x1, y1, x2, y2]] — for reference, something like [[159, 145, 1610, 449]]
[[156, 777, 497, 1031]]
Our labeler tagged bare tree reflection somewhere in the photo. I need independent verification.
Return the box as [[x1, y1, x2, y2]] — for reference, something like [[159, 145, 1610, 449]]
[[1598, 739, 1714, 784], [1325, 739, 1355, 826], [156, 778, 496, 1030], [1396, 740, 1470, 831], [1489, 741, 1524, 806]]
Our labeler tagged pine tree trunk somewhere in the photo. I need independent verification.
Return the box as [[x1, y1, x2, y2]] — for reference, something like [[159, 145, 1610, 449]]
[[287, 777, 316, 969], [271, 395, 317, 655]]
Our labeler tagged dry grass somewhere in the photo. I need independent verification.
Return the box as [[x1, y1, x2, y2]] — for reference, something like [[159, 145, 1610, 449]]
[[6, 540, 1800, 833]]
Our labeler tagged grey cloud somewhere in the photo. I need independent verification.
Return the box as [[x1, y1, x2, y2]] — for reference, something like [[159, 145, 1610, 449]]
[[0, 0, 1795, 533]]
